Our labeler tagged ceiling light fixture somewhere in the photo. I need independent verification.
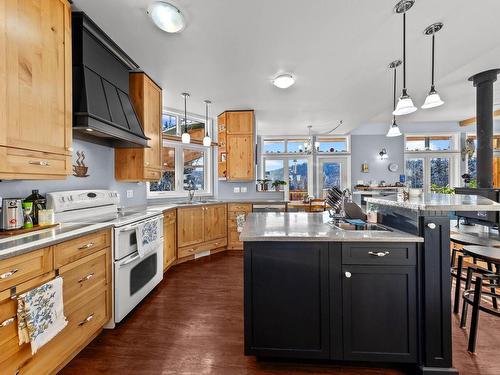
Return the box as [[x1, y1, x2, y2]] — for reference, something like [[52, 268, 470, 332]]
[[147, 1, 186, 33], [393, 0, 417, 116], [387, 60, 403, 137], [181, 92, 190, 144], [203, 99, 212, 147], [301, 125, 315, 154], [422, 22, 444, 109], [272, 73, 295, 89]]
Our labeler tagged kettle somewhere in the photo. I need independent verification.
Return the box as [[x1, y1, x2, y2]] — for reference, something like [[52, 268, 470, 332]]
[[1, 198, 24, 230]]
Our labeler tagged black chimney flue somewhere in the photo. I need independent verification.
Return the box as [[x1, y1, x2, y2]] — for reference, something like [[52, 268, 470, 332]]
[[468, 69, 500, 188]]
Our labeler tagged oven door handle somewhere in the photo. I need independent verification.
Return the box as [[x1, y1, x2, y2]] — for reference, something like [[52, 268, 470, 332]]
[[119, 253, 141, 267], [118, 217, 161, 233]]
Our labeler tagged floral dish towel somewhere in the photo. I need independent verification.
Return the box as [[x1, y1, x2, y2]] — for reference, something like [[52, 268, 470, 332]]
[[17, 277, 67, 354], [136, 218, 160, 258]]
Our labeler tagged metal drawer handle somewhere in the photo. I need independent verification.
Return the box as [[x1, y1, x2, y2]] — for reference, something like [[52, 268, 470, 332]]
[[78, 273, 95, 283], [121, 254, 141, 267], [78, 242, 95, 250], [345, 271, 352, 278], [0, 317, 15, 328], [0, 269, 18, 279], [368, 251, 390, 257], [29, 160, 50, 166], [78, 313, 94, 326]]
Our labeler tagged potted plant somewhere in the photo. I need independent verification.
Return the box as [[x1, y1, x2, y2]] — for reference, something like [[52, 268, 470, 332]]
[[262, 178, 271, 191], [256, 179, 264, 191], [271, 180, 287, 191]]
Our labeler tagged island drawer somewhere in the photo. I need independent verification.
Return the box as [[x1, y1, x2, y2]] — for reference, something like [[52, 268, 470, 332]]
[[341, 243, 417, 265]]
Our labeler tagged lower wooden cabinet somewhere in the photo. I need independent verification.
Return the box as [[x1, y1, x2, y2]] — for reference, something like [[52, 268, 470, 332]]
[[163, 210, 177, 271], [227, 203, 252, 250], [0, 229, 112, 375]]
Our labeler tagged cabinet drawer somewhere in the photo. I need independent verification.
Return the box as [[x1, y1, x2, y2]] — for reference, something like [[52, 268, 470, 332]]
[[60, 249, 108, 311], [178, 238, 227, 259], [54, 229, 111, 268], [0, 248, 53, 293], [143, 168, 161, 181], [228, 203, 252, 213], [0, 147, 70, 176], [342, 243, 417, 266], [163, 209, 176, 222]]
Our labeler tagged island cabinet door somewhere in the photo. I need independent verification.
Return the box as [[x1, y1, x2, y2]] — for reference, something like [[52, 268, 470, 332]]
[[244, 242, 330, 359], [341, 265, 418, 363]]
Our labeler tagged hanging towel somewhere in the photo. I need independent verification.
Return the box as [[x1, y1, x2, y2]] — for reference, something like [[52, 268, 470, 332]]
[[17, 277, 67, 354], [136, 219, 160, 258], [236, 213, 246, 233]]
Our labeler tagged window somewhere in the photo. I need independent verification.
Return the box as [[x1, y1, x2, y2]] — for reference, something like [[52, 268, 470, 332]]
[[264, 159, 285, 185], [148, 141, 212, 198], [317, 156, 350, 197], [288, 159, 308, 193], [287, 140, 307, 153], [162, 110, 210, 142], [404, 154, 458, 191], [317, 137, 349, 153], [263, 140, 285, 154], [405, 135, 455, 152], [406, 158, 424, 189], [466, 134, 500, 187]]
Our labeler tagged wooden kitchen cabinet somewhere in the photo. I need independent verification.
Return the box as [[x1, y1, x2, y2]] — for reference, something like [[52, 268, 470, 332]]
[[0, 0, 73, 180], [115, 72, 163, 181], [163, 209, 177, 271], [227, 203, 252, 250], [217, 111, 254, 181], [177, 204, 228, 260]]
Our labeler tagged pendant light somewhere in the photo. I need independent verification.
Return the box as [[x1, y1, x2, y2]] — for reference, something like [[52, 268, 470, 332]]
[[387, 60, 403, 137], [181, 92, 190, 144], [421, 22, 444, 109], [203, 99, 212, 147], [393, 0, 417, 116]]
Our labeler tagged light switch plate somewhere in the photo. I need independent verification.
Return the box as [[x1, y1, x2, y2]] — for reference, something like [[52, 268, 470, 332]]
[[126, 190, 134, 198], [241, 186, 248, 193], [233, 187, 240, 193]]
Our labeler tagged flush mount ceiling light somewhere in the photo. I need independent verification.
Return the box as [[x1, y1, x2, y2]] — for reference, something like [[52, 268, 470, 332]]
[[147, 1, 185, 33], [422, 22, 445, 109], [181, 92, 190, 144], [393, 0, 417, 116], [203, 99, 212, 147], [387, 60, 403, 137], [272, 74, 295, 89]]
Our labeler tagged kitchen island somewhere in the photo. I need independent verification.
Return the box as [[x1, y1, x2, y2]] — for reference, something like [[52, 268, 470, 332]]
[[241, 194, 500, 375]]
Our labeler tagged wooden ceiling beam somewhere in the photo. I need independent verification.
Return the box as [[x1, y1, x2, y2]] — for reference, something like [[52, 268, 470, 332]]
[[459, 109, 500, 127]]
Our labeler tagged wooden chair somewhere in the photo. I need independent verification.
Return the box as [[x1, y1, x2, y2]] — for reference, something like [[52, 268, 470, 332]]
[[309, 199, 325, 212]]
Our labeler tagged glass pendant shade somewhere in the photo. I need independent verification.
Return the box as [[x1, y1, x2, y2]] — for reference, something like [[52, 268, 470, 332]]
[[393, 92, 417, 115], [421, 90, 444, 109], [203, 135, 211, 147], [181, 132, 190, 144], [386, 119, 402, 137]]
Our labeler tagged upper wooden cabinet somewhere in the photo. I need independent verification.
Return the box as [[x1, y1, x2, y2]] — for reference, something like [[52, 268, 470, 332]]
[[115, 72, 162, 181], [218, 110, 255, 181], [0, 0, 72, 180]]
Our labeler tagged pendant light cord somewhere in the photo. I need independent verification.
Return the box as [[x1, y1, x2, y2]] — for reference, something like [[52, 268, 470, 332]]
[[205, 102, 209, 137], [184, 95, 187, 134], [402, 12, 406, 90], [393, 67, 397, 122], [431, 33, 435, 88]]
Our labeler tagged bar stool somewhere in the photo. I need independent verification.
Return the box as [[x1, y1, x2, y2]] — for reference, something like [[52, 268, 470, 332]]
[[450, 235, 479, 313], [458, 245, 500, 353]]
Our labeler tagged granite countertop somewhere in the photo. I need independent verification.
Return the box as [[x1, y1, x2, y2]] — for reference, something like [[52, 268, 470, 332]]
[[239, 212, 424, 242], [365, 193, 500, 212], [0, 222, 113, 260]]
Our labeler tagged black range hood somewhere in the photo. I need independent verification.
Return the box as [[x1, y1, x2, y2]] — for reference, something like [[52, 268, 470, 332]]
[[72, 12, 149, 148]]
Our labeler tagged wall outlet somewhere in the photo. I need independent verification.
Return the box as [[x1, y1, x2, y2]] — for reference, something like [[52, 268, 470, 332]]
[[241, 186, 248, 193], [126, 190, 134, 198], [233, 186, 240, 193]]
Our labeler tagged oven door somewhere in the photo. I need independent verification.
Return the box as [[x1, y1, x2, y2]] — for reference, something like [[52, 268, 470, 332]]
[[114, 243, 163, 323], [114, 215, 164, 260]]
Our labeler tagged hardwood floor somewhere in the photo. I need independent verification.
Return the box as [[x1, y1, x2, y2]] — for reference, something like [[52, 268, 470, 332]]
[[61, 252, 499, 375]]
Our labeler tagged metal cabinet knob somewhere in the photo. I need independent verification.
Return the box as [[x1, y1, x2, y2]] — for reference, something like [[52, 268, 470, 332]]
[[427, 223, 436, 229], [345, 271, 352, 278]]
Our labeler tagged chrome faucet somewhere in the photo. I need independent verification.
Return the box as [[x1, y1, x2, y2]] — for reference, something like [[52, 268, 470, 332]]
[[187, 181, 195, 203]]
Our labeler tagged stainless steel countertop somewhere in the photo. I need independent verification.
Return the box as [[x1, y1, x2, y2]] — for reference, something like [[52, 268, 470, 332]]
[[239, 212, 424, 242]]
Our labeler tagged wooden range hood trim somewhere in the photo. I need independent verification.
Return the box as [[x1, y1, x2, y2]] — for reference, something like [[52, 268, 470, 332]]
[[459, 109, 500, 127]]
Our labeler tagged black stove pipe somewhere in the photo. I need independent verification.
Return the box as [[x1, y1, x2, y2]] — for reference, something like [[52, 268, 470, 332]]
[[468, 69, 500, 189]]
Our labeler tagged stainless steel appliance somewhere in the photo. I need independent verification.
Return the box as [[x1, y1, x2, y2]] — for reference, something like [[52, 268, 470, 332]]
[[1, 198, 24, 230], [46, 189, 164, 326]]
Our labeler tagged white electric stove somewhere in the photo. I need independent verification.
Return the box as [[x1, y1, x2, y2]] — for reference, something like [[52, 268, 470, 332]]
[[46, 189, 164, 325]]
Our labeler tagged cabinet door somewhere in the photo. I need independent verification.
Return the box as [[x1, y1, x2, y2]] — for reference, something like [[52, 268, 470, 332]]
[[341, 265, 417, 363], [204, 204, 227, 242], [227, 134, 254, 180], [163, 211, 177, 271], [244, 242, 330, 359], [143, 77, 162, 171], [226, 111, 253, 134], [177, 207, 204, 247], [0, 0, 72, 157]]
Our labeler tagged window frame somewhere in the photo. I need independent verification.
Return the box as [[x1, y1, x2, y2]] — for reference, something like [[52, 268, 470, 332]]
[[404, 152, 460, 192], [316, 155, 352, 196], [261, 154, 314, 197], [162, 108, 212, 141], [404, 132, 459, 152], [147, 140, 213, 199]]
